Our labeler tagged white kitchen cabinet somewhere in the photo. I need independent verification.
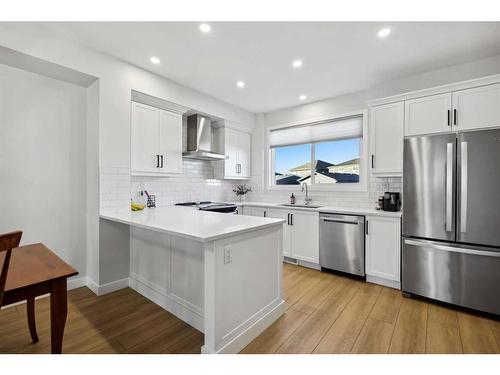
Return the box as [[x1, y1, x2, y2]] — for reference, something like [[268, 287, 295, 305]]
[[290, 210, 319, 263], [131, 101, 183, 176], [266, 209, 292, 258], [370, 102, 404, 176], [365, 215, 401, 289], [245, 206, 268, 217], [159, 109, 182, 174], [267, 208, 319, 263], [404, 93, 452, 136], [452, 83, 500, 131], [215, 127, 251, 179]]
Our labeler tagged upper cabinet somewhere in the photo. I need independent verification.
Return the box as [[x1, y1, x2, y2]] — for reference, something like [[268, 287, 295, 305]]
[[131, 101, 183, 176], [402, 83, 500, 137], [215, 126, 251, 179], [370, 101, 404, 176], [452, 83, 500, 131], [405, 93, 452, 136]]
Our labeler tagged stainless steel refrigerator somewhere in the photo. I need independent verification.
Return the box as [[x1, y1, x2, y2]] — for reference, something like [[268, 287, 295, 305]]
[[402, 128, 500, 316]]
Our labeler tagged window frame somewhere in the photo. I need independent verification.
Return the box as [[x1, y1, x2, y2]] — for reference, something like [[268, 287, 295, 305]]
[[265, 109, 368, 192]]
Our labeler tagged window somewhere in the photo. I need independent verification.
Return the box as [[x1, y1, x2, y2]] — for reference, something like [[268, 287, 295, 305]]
[[269, 115, 364, 187]]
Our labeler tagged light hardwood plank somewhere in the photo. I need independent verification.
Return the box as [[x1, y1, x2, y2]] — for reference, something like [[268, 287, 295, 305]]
[[276, 279, 360, 353], [313, 283, 381, 353], [426, 304, 462, 354], [490, 319, 500, 349], [369, 287, 403, 325], [389, 297, 428, 353], [458, 312, 499, 354], [350, 318, 394, 354], [241, 308, 310, 353]]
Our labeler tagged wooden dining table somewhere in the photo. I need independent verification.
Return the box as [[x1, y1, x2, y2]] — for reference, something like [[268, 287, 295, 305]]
[[0, 243, 78, 354]]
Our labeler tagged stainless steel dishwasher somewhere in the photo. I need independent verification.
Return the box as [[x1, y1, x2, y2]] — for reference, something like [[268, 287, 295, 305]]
[[319, 212, 365, 277]]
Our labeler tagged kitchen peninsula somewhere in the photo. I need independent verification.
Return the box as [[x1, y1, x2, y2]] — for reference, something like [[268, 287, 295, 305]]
[[100, 207, 285, 354]]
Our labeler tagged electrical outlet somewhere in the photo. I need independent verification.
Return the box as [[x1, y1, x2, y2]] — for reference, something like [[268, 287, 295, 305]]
[[224, 248, 232, 264]]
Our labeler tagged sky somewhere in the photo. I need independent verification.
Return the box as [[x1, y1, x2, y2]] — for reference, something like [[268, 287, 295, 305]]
[[275, 138, 361, 175]]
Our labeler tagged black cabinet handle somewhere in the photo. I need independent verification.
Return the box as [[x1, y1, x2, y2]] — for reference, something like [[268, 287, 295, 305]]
[[156, 155, 160, 168], [264, 211, 267, 217], [366, 220, 369, 235], [160, 155, 164, 168], [287, 213, 290, 225], [447, 110, 451, 126], [371, 155, 375, 169], [454, 109, 457, 125], [290, 213, 293, 226]]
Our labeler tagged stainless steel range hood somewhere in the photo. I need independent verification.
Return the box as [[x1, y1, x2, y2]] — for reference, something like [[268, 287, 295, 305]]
[[183, 114, 228, 161]]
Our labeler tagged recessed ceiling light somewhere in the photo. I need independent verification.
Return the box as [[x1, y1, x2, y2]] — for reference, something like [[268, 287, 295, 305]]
[[236, 81, 245, 88], [150, 56, 160, 64], [377, 28, 391, 38], [292, 59, 303, 69], [299, 95, 307, 101], [199, 23, 211, 33]]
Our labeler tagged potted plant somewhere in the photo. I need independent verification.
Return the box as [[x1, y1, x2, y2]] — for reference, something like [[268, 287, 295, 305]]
[[233, 185, 252, 202]]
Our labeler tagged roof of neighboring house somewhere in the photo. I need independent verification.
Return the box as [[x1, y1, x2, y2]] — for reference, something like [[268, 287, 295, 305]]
[[329, 158, 360, 167], [276, 175, 302, 185], [290, 160, 334, 172], [299, 171, 360, 183]]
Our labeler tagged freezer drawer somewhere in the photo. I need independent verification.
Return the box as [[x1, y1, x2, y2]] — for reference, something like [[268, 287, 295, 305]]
[[402, 238, 500, 315], [319, 213, 365, 276]]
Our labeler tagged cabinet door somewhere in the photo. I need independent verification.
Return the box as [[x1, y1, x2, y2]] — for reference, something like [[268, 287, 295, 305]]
[[238, 131, 251, 178], [246, 207, 266, 217], [405, 93, 452, 136], [159, 109, 182, 174], [452, 83, 500, 131], [365, 216, 401, 282], [290, 211, 319, 263], [224, 128, 239, 178], [267, 209, 291, 257], [370, 102, 404, 175], [131, 102, 160, 174]]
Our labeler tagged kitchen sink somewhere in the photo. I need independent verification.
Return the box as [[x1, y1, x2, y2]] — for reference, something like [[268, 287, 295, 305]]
[[280, 204, 322, 209]]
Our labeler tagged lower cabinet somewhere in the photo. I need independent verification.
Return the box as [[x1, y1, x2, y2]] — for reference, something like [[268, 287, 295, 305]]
[[365, 215, 401, 289], [267, 208, 319, 264]]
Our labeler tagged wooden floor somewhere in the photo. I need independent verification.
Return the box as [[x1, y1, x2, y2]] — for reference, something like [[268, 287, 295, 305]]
[[1, 263, 499, 354]]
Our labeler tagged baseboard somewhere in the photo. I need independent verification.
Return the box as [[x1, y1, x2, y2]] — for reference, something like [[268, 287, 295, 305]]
[[297, 259, 321, 270], [201, 299, 285, 354], [129, 277, 204, 332], [366, 274, 401, 290], [86, 277, 130, 296], [2, 276, 88, 309], [68, 276, 88, 290]]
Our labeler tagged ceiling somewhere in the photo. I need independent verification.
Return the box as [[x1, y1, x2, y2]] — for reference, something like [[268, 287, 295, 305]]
[[40, 22, 500, 113]]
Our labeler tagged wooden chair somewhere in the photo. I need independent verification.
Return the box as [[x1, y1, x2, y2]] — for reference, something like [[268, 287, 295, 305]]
[[0, 230, 39, 343]]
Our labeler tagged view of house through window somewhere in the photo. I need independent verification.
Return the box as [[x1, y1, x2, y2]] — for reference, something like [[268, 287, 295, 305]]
[[273, 138, 361, 185], [270, 115, 363, 186]]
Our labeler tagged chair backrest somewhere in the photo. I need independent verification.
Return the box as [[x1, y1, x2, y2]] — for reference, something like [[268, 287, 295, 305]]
[[0, 231, 22, 306]]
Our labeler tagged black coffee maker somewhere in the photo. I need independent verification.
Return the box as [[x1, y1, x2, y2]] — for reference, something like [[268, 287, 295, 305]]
[[383, 192, 401, 212]]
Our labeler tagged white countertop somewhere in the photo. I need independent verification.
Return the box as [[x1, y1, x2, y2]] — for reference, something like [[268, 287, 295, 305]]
[[100, 206, 285, 242], [234, 201, 402, 218]]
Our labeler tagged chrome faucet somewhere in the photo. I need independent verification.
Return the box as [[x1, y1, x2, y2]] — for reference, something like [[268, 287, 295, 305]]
[[301, 182, 312, 205]]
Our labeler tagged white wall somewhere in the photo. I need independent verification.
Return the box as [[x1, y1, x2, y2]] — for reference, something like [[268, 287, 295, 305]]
[[0, 63, 87, 277], [249, 53, 500, 207], [0, 23, 256, 288]]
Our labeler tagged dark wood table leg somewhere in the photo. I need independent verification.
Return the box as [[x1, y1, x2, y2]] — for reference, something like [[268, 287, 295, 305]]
[[50, 279, 68, 354], [27, 296, 39, 343]]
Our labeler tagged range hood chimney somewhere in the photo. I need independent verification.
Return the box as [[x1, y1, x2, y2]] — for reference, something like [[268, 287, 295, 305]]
[[183, 114, 228, 161]]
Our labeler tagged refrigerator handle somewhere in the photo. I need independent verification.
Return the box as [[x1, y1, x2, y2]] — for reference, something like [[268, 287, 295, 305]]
[[445, 142, 453, 232], [460, 141, 468, 233]]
